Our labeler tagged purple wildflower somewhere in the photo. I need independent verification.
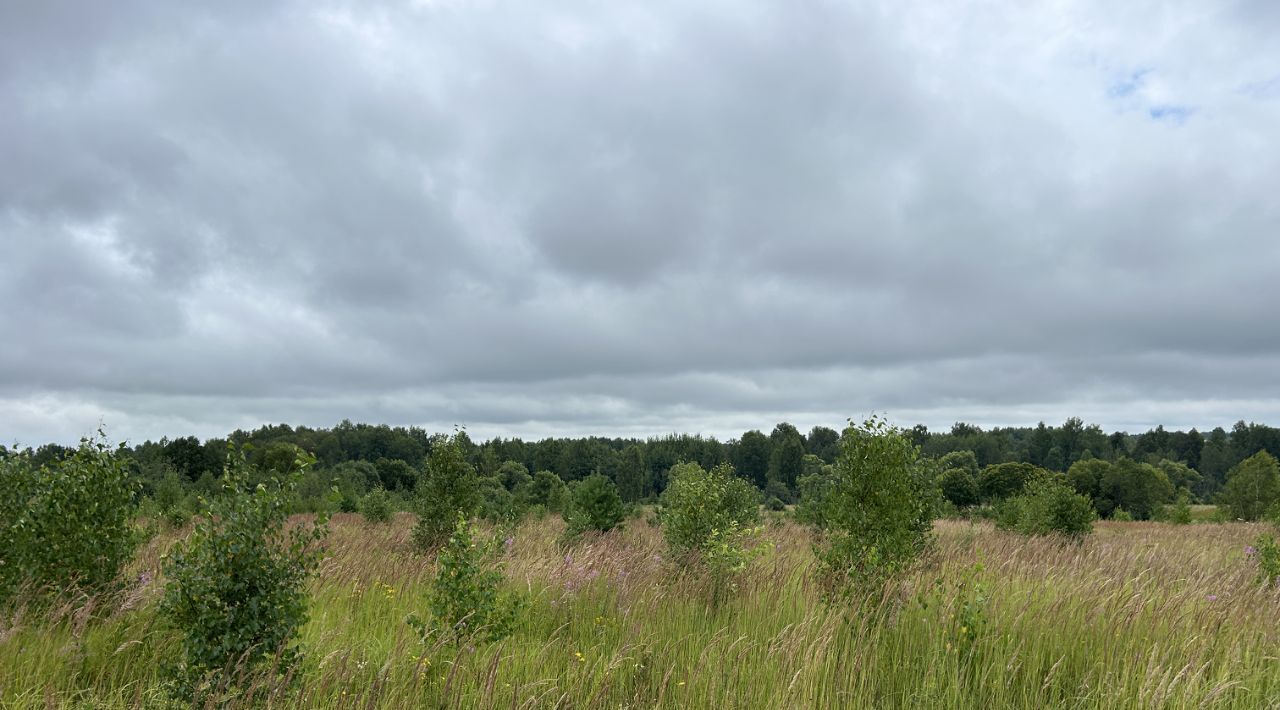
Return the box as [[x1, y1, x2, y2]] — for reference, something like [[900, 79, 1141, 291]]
[[1206, 594, 1218, 602], [504, 536, 514, 552], [1245, 545, 1257, 556]]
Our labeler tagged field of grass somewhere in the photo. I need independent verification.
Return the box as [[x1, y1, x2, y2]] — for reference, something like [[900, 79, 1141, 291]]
[[2, 513, 1278, 708]]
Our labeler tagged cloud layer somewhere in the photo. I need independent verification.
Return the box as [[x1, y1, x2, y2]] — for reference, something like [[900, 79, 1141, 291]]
[[3, 0, 1279, 445]]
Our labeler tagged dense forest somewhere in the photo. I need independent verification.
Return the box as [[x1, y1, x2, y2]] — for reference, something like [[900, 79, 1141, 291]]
[[8, 417, 1278, 512]]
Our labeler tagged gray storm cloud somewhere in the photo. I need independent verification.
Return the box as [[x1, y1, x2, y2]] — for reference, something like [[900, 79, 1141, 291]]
[[2, 0, 1279, 445]]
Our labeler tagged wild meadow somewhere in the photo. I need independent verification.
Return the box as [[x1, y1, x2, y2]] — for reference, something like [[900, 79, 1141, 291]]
[[3, 512, 1279, 709], [6, 422, 1280, 708]]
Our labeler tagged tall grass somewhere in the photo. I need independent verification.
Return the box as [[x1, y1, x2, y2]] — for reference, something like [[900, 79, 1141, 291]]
[[3, 513, 1278, 708]]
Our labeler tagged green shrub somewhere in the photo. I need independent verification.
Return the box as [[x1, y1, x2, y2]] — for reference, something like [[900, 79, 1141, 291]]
[[1097, 458, 1174, 520], [794, 465, 838, 526], [163, 503, 192, 530], [497, 460, 533, 492], [479, 477, 525, 523], [0, 433, 140, 602], [762, 478, 794, 505], [159, 448, 328, 701], [1168, 490, 1193, 525], [1112, 507, 1133, 522], [291, 460, 371, 515], [413, 433, 482, 553], [361, 488, 393, 524], [996, 476, 1094, 540], [564, 473, 625, 540], [409, 514, 521, 644], [804, 416, 935, 596], [940, 467, 980, 508], [978, 462, 1043, 502], [916, 561, 988, 662], [765, 496, 786, 512], [659, 462, 762, 603], [660, 462, 758, 552], [936, 500, 961, 519], [1249, 536, 1280, 587], [151, 468, 187, 514], [520, 470, 569, 512]]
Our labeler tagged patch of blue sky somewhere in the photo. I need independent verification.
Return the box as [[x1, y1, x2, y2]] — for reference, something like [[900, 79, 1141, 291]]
[[1148, 105, 1194, 124], [1107, 68, 1152, 98], [1239, 74, 1280, 99]]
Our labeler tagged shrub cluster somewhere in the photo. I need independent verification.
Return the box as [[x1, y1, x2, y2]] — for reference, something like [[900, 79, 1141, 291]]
[[564, 473, 626, 540], [409, 514, 522, 645], [996, 475, 1095, 540], [660, 463, 757, 547], [659, 462, 761, 598], [1167, 490, 1193, 525], [413, 433, 481, 552], [802, 416, 936, 595], [361, 488, 394, 524], [0, 433, 140, 602], [159, 448, 328, 701]]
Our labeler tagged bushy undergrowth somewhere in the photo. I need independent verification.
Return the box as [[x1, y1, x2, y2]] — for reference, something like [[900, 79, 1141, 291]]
[[158, 448, 328, 701], [409, 514, 522, 645], [804, 416, 936, 595], [9, 514, 1280, 708], [0, 433, 140, 602], [524, 470, 570, 513], [360, 488, 393, 524], [412, 433, 481, 552], [1168, 490, 1193, 525], [1250, 535, 1280, 587], [996, 476, 1095, 540], [564, 473, 626, 541], [659, 462, 762, 601]]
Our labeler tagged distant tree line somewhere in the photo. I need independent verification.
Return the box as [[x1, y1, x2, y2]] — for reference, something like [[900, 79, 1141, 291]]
[[8, 417, 1280, 514]]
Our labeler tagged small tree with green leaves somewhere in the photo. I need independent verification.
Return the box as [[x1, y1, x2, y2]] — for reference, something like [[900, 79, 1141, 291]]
[[409, 514, 521, 645], [804, 416, 936, 596], [794, 463, 838, 526], [159, 448, 328, 701], [520, 470, 569, 513], [940, 467, 980, 508], [660, 462, 759, 554], [659, 462, 761, 603], [762, 478, 794, 505], [152, 468, 188, 518], [978, 462, 1043, 502], [0, 432, 140, 603], [413, 433, 482, 552], [564, 473, 625, 540], [1219, 451, 1280, 521], [361, 488, 393, 524], [479, 476, 526, 524], [1168, 489, 1193, 525]]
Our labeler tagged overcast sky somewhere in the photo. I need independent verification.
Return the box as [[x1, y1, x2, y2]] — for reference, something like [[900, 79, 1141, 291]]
[[3, 0, 1279, 446]]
